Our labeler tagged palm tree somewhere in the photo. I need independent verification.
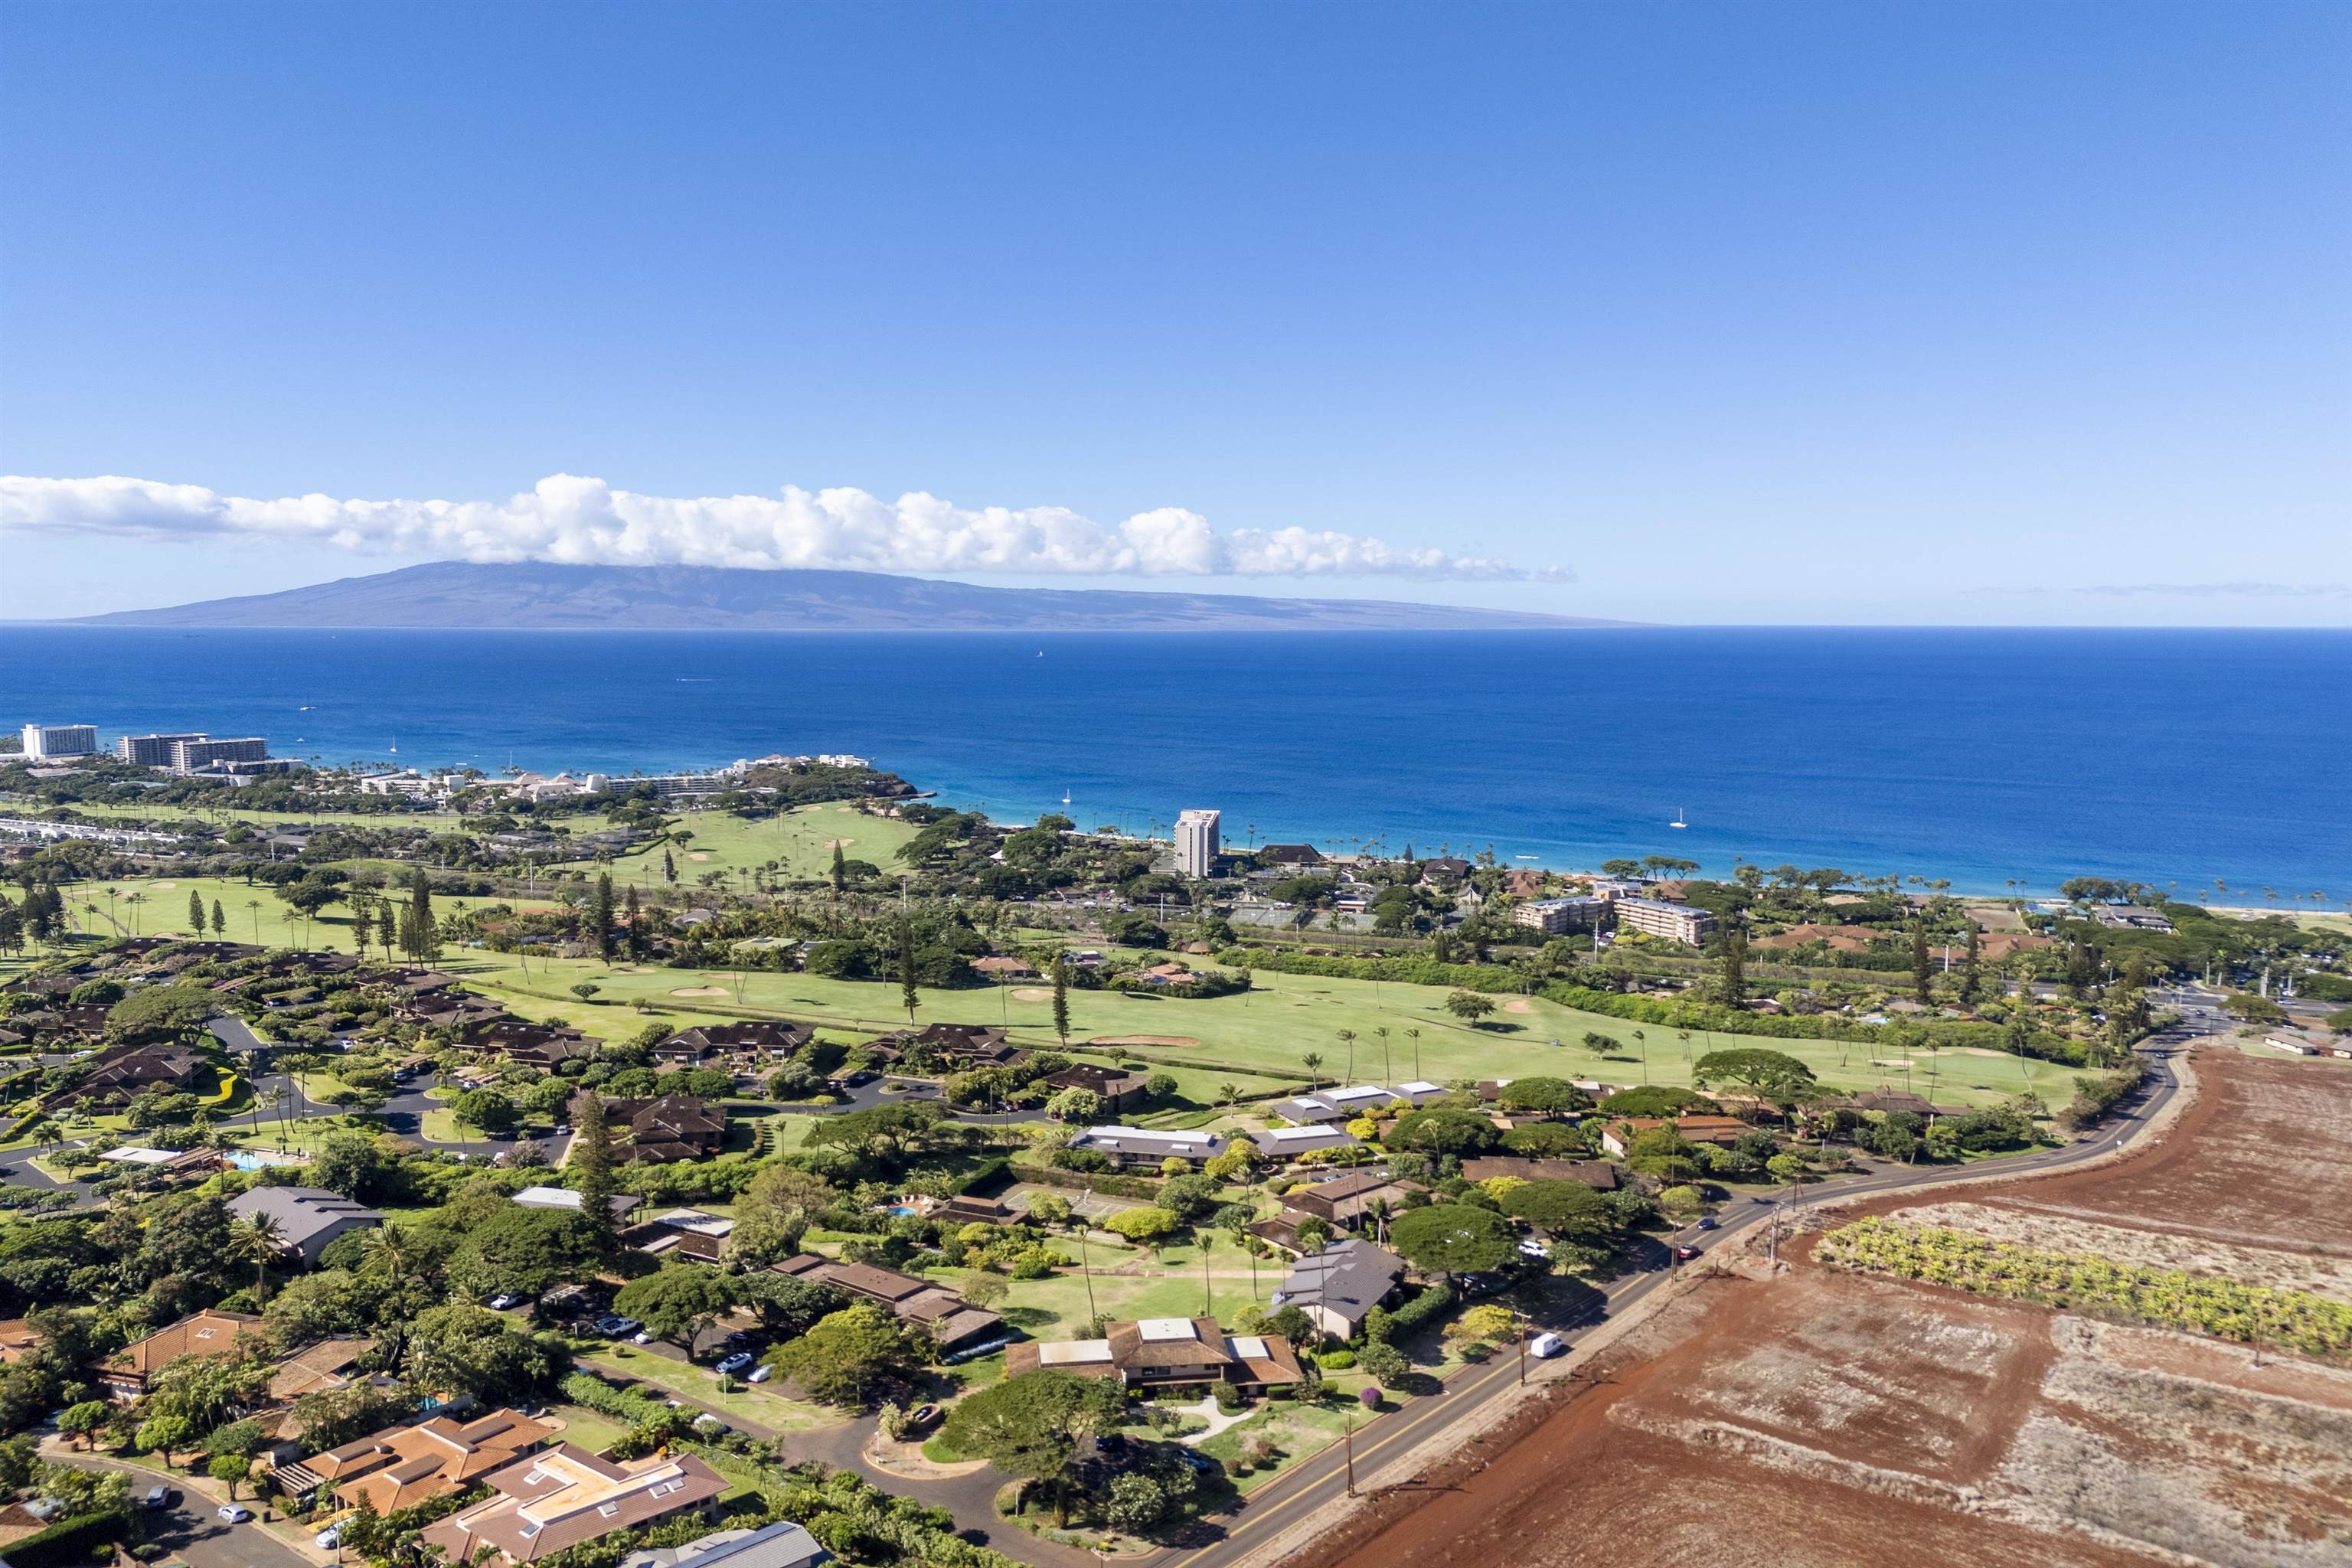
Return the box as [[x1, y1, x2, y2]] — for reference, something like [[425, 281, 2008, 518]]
[[123, 891, 147, 934], [246, 900, 264, 945], [1406, 1027, 1423, 1079], [1338, 1030, 1357, 1083], [230, 1214, 283, 1308], [1301, 1052, 1325, 1092], [1375, 1026, 1392, 1080]]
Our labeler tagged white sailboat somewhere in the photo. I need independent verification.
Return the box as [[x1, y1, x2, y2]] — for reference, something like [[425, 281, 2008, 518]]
[[1061, 790, 1073, 805], [1670, 805, 1687, 828]]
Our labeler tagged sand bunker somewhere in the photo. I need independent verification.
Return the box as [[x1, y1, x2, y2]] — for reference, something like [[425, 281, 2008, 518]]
[[150, 881, 178, 890], [688, 851, 713, 861], [826, 838, 855, 849], [1011, 987, 1055, 1001], [1087, 1034, 1200, 1048], [1502, 998, 1536, 1014], [670, 986, 729, 997]]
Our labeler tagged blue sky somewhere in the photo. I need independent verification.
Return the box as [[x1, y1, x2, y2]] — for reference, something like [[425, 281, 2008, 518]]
[[2, 0, 2347, 624]]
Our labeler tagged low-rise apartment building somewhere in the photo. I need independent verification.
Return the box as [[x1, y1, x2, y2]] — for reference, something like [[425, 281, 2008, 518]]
[[1610, 897, 1718, 944]]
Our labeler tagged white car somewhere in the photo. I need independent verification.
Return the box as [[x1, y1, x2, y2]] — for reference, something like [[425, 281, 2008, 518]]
[[488, 1294, 519, 1311], [633, 1331, 653, 1344], [1529, 1332, 1566, 1359], [315, 1525, 343, 1549], [217, 1504, 253, 1523], [1517, 1237, 1551, 1259], [746, 1364, 773, 1383]]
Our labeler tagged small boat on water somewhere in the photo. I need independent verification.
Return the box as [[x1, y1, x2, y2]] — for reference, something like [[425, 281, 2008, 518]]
[[1061, 791, 1073, 805], [1671, 806, 1687, 828]]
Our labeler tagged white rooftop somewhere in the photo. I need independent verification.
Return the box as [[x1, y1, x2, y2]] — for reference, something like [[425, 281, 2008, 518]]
[[1229, 1334, 1272, 1359], [512, 1185, 583, 1209], [1137, 1318, 1198, 1341], [1037, 1339, 1114, 1366], [100, 1147, 178, 1165], [655, 1209, 735, 1237], [1266, 1124, 1342, 1142], [1398, 1080, 1445, 1095], [1327, 1085, 1394, 1104]]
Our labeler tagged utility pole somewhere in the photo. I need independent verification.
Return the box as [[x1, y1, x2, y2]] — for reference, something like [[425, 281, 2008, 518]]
[[1342, 1411, 1357, 1497], [1517, 1315, 1527, 1387]]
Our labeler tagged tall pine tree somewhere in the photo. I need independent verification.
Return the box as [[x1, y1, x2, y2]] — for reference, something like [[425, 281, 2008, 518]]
[[623, 884, 642, 959], [211, 899, 226, 937], [1911, 923, 1933, 1004], [571, 1092, 619, 1256], [898, 917, 920, 1024], [1717, 925, 1748, 1008], [1051, 957, 1071, 1047], [593, 874, 616, 962], [831, 844, 846, 898], [1958, 924, 1981, 1004], [188, 888, 206, 935], [662, 848, 677, 884], [405, 867, 438, 963]]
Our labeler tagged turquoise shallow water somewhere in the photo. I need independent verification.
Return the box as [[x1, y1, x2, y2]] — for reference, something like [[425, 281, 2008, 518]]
[[3, 625, 2346, 898]]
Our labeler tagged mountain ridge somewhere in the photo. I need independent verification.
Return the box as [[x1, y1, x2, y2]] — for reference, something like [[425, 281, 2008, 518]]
[[60, 561, 1632, 632]]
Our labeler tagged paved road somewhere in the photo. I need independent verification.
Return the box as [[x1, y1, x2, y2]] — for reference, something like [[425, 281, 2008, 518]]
[[1144, 1034, 2192, 1568], [45, 1451, 312, 1568]]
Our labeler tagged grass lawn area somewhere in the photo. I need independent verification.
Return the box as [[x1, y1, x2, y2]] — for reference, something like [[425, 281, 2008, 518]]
[[1195, 1395, 1364, 1494], [82, 875, 2080, 1110], [10, 798, 437, 829], [545, 802, 921, 891], [944, 1249, 1282, 1345], [545, 1404, 631, 1457], [65, 875, 562, 955], [580, 1345, 851, 1434]]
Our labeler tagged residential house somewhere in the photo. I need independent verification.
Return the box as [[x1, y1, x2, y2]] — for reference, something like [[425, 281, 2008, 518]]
[[971, 956, 1039, 982], [620, 1521, 831, 1568], [95, 1308, 269, 1401], [1257, 844, 1325, 868], [281, 1408, 555, 1512], [1269, 1095, 1349, 1125], [1067, 1125, 1230, 1169], [1598, 1115, 1748, 1156], [227, 1186, 384, 1263], [1250, 1124, 1361, 1160], [1004, 1317, 1302, 1391], [1846, 1090, 1962, 1119], [1416, 857, 1472, 889], [466, 1021, 599, 1069], [584, 1094, 727, 1163], [624, 1210, 735, 1265], [1041, 1063, 1150, 1115], [0, 1320, 42, 1365], [1250, 1169, 1427, 1251], [766, 1255, 1002, 1351], [1269, 1240, 1407, 1341], [513, 1186, 645, 1223], [42, 1041, 207, 1109], [655, 1021, 814, 1067], [419, 1444, 727, 1564], [1319, 1084, 1401, 1116], [872, 1022, 1026, 1071]]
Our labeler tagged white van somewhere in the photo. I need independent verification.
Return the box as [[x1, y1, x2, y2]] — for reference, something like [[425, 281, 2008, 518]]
[[1528, 1332, 1566, 1359]]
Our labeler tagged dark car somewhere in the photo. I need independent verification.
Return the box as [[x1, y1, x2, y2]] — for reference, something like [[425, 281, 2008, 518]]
[[1696, 1217, 1718, 1230]]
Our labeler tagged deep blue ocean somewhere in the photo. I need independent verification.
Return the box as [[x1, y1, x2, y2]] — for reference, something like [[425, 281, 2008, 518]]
[[2, 626, 2346, 899]]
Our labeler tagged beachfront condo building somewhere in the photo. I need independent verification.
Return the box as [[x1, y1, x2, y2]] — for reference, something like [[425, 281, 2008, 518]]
[[116, 732, 211, 766], [1174, 808, 1221, 877], [1612, 897, 1718, 945], [20, 724, 99, 760]]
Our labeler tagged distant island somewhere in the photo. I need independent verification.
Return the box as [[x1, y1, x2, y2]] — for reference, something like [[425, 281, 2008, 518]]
[[60, 561, 1633, 633]]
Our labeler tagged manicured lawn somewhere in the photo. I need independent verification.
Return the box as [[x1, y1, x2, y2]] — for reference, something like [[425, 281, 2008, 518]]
[[545, 802, 922, 891], [1195, 1395, 1364, 1494], [80, 875, 2082, 1109], [545, 1404, 631, 1456]]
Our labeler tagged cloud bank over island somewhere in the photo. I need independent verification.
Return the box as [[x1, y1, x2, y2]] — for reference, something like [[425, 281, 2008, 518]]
[[0, 473, 1571, 583]]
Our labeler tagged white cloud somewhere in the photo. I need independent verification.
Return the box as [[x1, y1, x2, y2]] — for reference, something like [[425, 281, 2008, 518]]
[[0, 474, 1571, 583]]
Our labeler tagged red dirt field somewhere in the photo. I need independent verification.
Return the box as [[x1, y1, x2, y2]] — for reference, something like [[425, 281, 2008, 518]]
[[1958, 1048, 2352, 1257], [1297, 1050, 2352, 1568]]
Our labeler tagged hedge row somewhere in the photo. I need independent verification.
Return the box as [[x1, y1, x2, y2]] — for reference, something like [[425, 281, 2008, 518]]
[[1011, 1161, 1165, 1200], [4, 1508, 129, 1568], [1367, 1282, 1455, 1344], [1218, 947, 1525, 993], [560, 1370, 680, 1430]]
